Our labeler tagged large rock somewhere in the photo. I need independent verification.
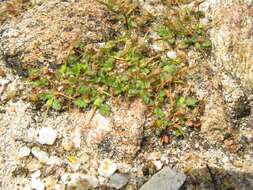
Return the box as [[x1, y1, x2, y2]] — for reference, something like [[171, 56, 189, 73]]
[[84, 99, 146, 160], [0, 0, 116, 68], [140, 166, 186, 190], [209, 0, 253, 92]]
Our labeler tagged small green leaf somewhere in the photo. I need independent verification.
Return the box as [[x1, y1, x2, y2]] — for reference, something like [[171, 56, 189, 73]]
[[175, 128, 184, 137], [94, 96, 102, 107], [39, 92, 53, 101], [154, 107, 165, 118], [52, 99, 61, 111], [33, 78, 49, 87], [163, 65, 177, 75], [46, 98, 53, 107], [103, 57, 114, 71], [74, 98, 88, 109], [66, 87, 74, 96], [176, 96, 186, 108], [201, 40, 212, 49], [185, 97, 198, 107], [99, 104, 111, 116], [157, 26, 172, 37], [78, 86, 90, 95]]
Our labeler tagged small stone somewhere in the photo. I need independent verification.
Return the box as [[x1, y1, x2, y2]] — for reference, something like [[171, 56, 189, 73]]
[[31, 147, 49, 163], [69, 161, 81, 172], [46, 156, 62, 166], [109, 173, 129, 189], [98, 158, 117, 177], [31, 170, 41, 179], [80, 153, 89, 163], [140, 166, 186, 190], [117, 163, 132, 173], [147, 152, 162, 160], [17, 146, 30, 158], [63, 141, 74, 151], [166, 51, 177, 59], [45, 177, 57, 190], [31, 178, 45, 190], [85, 175, 99, 188], [27, 160, 42, 172], [26, 128, 38, 143], [153, 160, 163, 170], [38, 127, 57, 145]]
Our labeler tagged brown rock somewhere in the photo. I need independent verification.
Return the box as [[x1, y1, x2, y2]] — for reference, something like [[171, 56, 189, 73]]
[[84, 99, 146, 161], [0, 0, 117, 67]]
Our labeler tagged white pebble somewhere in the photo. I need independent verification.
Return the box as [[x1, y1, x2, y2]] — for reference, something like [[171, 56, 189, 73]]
[[17, 146, 30, 158], [31, 178, 45, 190], [31, 147, 49, 163], [153, 160, 163, 170], [98, 159, 117, 177], [46, 156, 62, 166], [166, 51, 177, 59], [38, 127, 57, 145]]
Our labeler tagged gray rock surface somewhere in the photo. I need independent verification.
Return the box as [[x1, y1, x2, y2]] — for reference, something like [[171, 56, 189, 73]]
[[109, 173, 129, 189], [140, 167, 186, 190]]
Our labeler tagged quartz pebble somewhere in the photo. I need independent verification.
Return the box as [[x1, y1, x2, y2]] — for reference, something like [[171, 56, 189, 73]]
[[98, 158, 117, 177], [38, 127, 57, 145], [31, 147, 49, 163], [27, 160, 42, 172], [17, 146, 30, 158], [31, 178, 45, 190], [166, 51, 177, 59]]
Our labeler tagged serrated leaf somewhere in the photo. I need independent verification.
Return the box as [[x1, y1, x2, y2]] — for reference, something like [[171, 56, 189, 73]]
[[176, 96, 186, 108], [154, 107, 165, 118], [185, 97, 198, 107], [74, 98, 88, 109], [94, 96, 102, 107], [163, 65, 177, 75], [99, 104, 111, 116], [52, 99, 61, 110]]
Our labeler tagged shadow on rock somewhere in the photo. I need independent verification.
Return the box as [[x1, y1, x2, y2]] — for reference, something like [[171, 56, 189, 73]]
[[181, 166, 253, 190]]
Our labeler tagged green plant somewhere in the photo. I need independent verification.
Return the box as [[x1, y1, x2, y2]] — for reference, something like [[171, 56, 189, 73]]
[[27, 0, 209, 137]]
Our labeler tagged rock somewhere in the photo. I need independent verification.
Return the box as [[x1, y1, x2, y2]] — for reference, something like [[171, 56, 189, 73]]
[[147, 151, 162, 160], [85, 175, 99, 188], [0, 79, 18, 101], [210, 2, 253, 91], [109, 173, 129, 189], [166, 51, 177, 59], [153, 160, 163, 170], [46, 156, 62, 166], [17, 146, 30, 158], [140, 167, 186, 190], [27, 160, 42, 172], [85, 99, 146, 160], [98, 158, 117, 177], [62, 141, 74, 152], [31, 178, 45, 190], [26, 128, 39, 143], [0, 0, 117, 67], [31, 147, 49, 163], [38, 127, 57, 145]]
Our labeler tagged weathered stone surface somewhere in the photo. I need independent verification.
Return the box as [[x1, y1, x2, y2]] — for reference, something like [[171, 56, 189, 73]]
[[0, 0, 116, 67], [210, 0, 253, 92], [84, 99, 146, 160], [140, 166, 186, 190], [109, 173, 129, 189]]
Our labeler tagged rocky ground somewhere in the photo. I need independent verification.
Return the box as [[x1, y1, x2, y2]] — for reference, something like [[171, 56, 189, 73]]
[[0, 0, 253, 190]]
